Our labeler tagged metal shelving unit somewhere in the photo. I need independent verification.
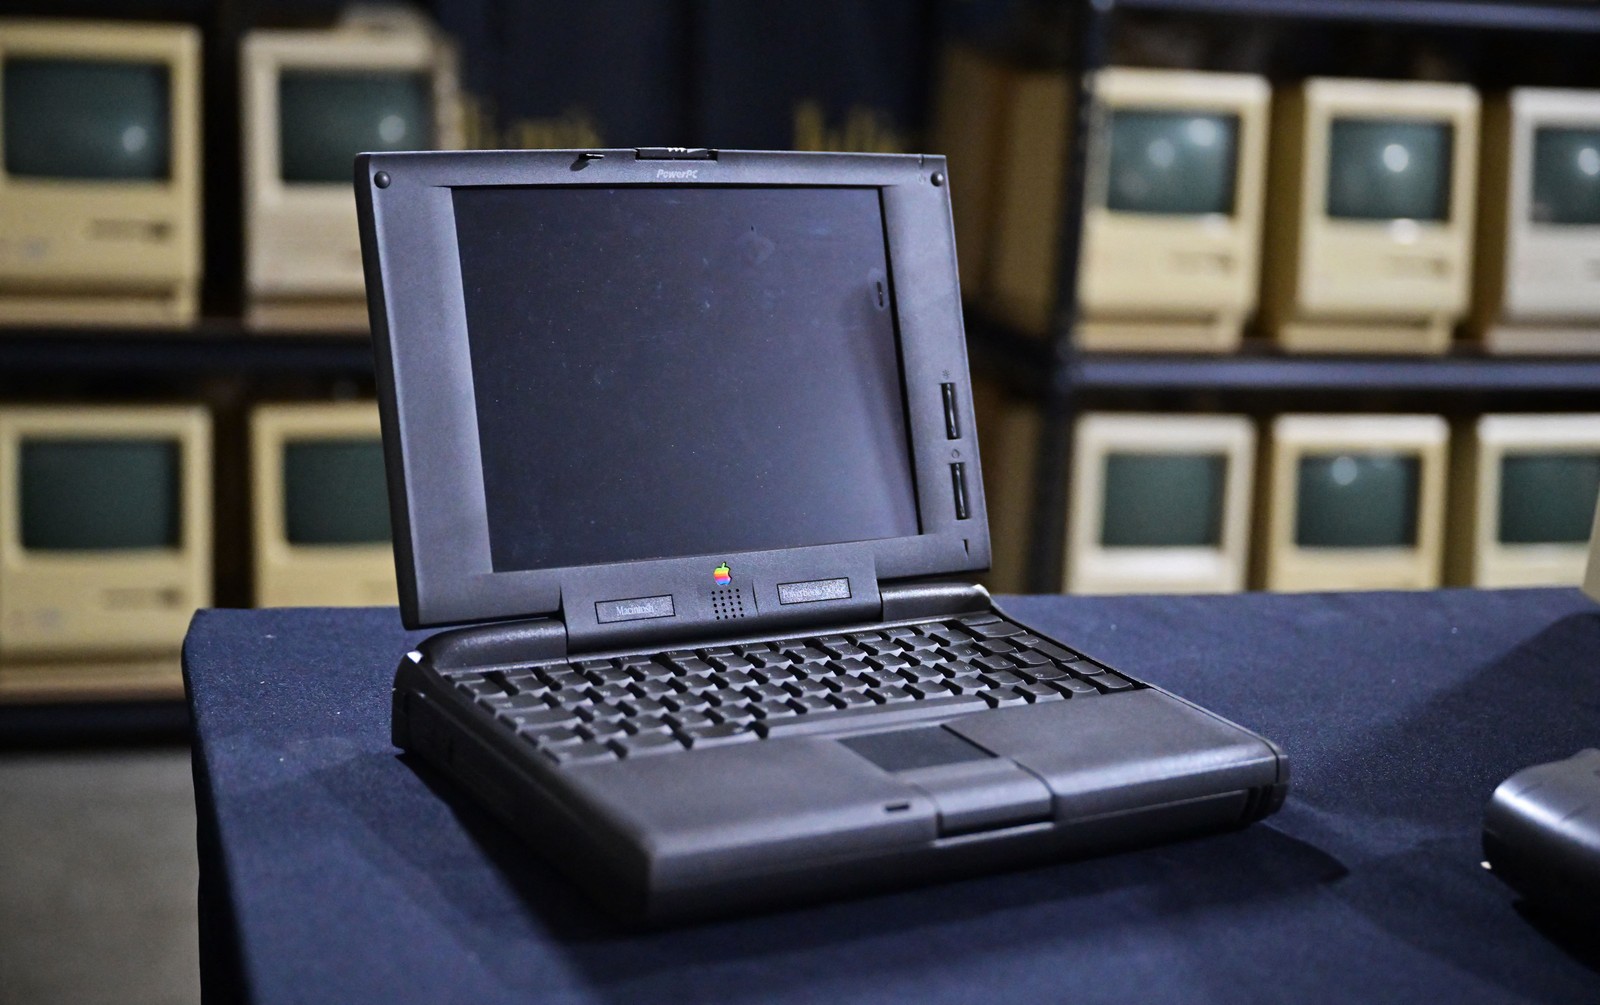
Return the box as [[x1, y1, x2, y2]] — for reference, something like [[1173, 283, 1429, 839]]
[[0, 325, 374, 377], [979, 0, 1600, 592]]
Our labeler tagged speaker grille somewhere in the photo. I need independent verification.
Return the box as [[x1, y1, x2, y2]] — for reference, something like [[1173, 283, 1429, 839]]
[[711, 585, 753, 621]]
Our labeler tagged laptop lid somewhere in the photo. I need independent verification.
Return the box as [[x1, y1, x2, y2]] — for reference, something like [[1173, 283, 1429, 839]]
[[357, 149, 988, 648]]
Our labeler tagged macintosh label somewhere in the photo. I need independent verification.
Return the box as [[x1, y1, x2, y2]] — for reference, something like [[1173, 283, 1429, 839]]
[[595, 595, 676, 624]]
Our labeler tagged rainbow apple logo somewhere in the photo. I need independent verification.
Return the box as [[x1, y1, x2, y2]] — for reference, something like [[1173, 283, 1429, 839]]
[[713, 563, 732, 586]]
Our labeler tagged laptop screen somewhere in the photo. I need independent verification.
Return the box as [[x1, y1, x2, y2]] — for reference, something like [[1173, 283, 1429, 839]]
[[452, 184, 921, 573]]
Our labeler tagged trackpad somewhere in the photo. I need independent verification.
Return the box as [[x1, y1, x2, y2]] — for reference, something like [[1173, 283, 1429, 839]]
[[840, 725, 994, 773], [841, 726, 1053, 837]]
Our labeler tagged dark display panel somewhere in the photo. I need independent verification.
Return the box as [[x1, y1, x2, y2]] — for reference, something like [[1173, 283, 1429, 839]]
[[1325, 119, 1452, 222], [1530, 127, 1600, 226], [283, 440, 393, 546], [1296, 454, 1420, 548], [452, 185, 920, 572], [1498, 452, 1600, 545], [21, 440, 179, 550], [1105, 111, 1238, 216], [3, 59, 170, 180], [1100, 453, 1226, 548], [279, 71, 431, 184]]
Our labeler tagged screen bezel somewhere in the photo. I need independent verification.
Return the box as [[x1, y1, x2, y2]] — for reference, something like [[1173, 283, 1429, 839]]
[[357, 149, 987, 631]]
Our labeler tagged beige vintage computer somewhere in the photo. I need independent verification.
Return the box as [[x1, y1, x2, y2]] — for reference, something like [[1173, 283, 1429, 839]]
[[1079, 70, 1271, 351], [1471, 88, 1600, 354], [987, 67, 1271, 351], [251, 402, 397, 607], [0, 406, 211, 698], [1449, 414, 1600, 587], [1261, 79, 1480, 354], [0, 19, 202, 327], [1067, 413, 1256, 594], [1257, 414, 1449, 591], [242, 9, 461, 331]]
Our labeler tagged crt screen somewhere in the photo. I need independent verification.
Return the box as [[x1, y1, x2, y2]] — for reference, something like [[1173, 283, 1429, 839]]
[[1100, 452, 1225, 548], [1530, 127, 1600, 226], [1325, 118, 1452, 222], [1296, 453, 1420, 548], [1498, 452, 1600, 545], [4, 58, 170, 180], [453, 185, 920, 573], [278, 71, 431, 184], [1105, 111, 1238, 216], [21, 440, 179, 550], [283, 440, 392, 546]]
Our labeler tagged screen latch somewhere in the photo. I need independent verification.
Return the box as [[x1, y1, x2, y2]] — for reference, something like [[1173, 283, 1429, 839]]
[[635, 147, 718, 160]]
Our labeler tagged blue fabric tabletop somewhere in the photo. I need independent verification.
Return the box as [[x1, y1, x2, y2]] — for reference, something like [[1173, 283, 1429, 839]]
[[184, 589, 1600, 1004]]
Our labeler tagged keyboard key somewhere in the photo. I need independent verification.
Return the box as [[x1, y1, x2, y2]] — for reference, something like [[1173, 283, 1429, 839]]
[[608, 732, 683, 758], [1032, 641, 1079, 663], [584, 684, 633, 704], [663, 709, 716, 731], [711, 670, 758, 689], [966, 620, 1023, 639], [1093, 672, 1136, 692], [749, 665, 799, 686], [1008, 650, 1050, 667], [743, 683, 791, 704], [620, 714, 671, 734], [903, 681, 947, 700], [978, 670, 1026, 688], [785, 646, 830, 664], [1022, 664, 1072, 682], [574, 721, 625, 743], [574, 702, 626, 723], [541, 741, 618, 766], [748, 700, 800, 721], [706, 653, 753, 672], [677, 722, 759, 749], [976, 639, 1017, 655], [979, 689, 1030, 709], [1073, 660, 1109, 676], [824, 674, 871, 694], [1052, 678, 1098, 696], [786, 694, 835, 714], [672, 659, 716, 679], [974, 655, 1015, 672], [708, 706, 757, 728], [478, 691, 547, 713], [782, 678, 832, 698], [502, 706, 578, 730], [817, 639, 864, 659], [874, 685, 915, 703], [627, 679, 677, 699], [828, 691, 879, 710], [1014, 683, 1064, 703], [524, 725, 584, 747], [830, 657, 870, 676], [755, 693, 990, 738]]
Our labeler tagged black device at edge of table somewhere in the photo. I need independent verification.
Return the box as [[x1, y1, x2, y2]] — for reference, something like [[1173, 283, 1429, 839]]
[[356, 147, 1289, 924]]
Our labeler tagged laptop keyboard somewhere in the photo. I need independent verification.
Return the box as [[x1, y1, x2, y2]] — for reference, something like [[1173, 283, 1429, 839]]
[[450, 613, 1142, 767]]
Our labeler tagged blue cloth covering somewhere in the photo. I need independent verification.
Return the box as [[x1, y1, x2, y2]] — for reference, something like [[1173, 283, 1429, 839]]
[[185, 589, 1600, 1004]]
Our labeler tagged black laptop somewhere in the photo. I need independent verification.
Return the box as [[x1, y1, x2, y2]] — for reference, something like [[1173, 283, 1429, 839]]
[[357, 147, 1288, 924]]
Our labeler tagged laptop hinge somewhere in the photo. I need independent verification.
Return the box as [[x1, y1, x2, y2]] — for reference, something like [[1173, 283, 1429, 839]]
[[879, 580, 992, 622], [415, 617, 568, 673]]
